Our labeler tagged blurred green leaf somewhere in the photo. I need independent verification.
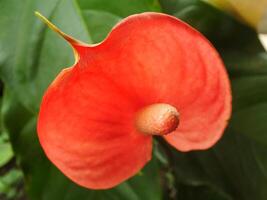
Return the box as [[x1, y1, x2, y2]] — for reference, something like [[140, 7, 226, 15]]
[[159, 0, 198, 14], [223, 52, 267, 147], [81, 10, 121, 43], [0, 142, 13, 167], [0, 169, 24, 199], [0, 0, 91, 112], [177, 184, 232, 200], [167, 129, 267, 200], [77, 0, 161, 17], [223, 52, 267, 78], [231, 102, 267, 140]]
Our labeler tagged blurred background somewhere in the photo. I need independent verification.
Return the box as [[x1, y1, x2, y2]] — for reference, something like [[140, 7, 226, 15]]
[[0, 0, 267, 199]]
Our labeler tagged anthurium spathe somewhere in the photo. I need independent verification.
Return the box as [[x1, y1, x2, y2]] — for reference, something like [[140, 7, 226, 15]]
[[36, 12, 231, 189]]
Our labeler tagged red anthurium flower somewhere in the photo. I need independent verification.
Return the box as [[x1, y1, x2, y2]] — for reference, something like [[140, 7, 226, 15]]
[[36, 12, 231, 189]]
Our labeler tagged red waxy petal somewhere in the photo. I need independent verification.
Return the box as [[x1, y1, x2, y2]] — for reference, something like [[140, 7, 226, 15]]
[[37, 12, 231, 189], [38, 67, 152, 189]]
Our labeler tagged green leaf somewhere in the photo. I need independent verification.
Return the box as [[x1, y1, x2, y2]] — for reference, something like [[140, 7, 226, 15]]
[[81, 10, 121, 43], [159, 0, 198, 14], [223, 52, 267, 78], [0, 0, 91, 112], [0, 142, 13, 167], [230, 103, 267, 144], [0, 169, 24, 199], [223, 53, 267, 146], [77, 0, 161, 17], [177, 184, 232, 200], [164, 129, 267, 200]]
